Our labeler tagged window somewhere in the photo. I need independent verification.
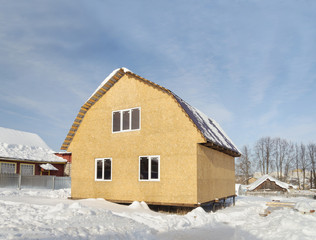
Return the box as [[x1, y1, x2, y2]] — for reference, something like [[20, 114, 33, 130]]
[[113, 111, 121, 132], [131, 108, 140, 130], [20, 164, 35, 176], [95, 158, 112, 181], [123, 110, 130, 130], [139, 156, 160, 181], [0, 162, 16, 174], [112, 107, 140, 132]]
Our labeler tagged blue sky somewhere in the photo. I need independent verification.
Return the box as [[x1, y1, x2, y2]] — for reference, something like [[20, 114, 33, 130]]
[[1, 0, 316, 151]]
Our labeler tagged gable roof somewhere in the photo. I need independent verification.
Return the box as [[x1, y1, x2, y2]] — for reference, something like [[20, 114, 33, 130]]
[[247, 174, 292, 192], [61, 68, 241, 157], [0, 127, 66, 163]]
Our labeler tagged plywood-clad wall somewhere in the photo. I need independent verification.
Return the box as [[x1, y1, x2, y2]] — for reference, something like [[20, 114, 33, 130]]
[[68, 74, 205, 206], [197, 144, 235, 204]]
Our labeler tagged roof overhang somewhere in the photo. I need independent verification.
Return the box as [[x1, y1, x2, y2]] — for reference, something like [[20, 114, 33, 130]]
[[40, 163, 58, 171], [200, 142, 241, 157]]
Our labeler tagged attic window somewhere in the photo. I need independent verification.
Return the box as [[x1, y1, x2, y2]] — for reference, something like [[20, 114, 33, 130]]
[[112, 107, 140, 133]]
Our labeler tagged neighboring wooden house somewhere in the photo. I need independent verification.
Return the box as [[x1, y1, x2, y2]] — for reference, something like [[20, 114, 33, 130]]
[[247, 175, 292, 193], [61, 68, 241, 207], [0, 127, 67, 176], [54, 152, 72, 176]]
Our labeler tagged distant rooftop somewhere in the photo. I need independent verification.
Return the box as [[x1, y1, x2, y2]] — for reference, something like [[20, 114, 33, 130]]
[[0, 127, 66, 163], [0, 127, 50, 149]]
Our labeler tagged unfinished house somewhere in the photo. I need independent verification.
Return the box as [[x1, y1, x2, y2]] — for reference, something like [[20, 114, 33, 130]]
[[61, 68, 241, 207]]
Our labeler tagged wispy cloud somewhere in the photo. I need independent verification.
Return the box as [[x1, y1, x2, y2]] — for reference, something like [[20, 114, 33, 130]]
[[1, 0, 316, 150]]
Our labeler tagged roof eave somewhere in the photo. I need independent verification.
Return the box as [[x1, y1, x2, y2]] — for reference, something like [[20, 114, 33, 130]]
[[200, 142, 241, 157], [60, 68, 127, 151]]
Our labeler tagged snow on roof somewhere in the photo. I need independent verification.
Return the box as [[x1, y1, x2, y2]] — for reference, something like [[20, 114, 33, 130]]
[[0, 143, 66, 163], [247, 174, 291, 192], [172, 93, 240, 155], [40, 163, 58, 171], [0, 127, 66, 163], [88, 67, 131, 101], [0, 127, 50, 149]]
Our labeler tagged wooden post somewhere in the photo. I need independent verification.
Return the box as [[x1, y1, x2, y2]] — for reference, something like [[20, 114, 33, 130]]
[[233, 196, 235, 206], [52, 176, 55, 190], [18, 174, 22, 190]]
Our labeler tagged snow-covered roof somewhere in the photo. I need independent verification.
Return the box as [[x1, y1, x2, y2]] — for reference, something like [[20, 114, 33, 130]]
[[172, 93, 240, 155], [0, 143, 66, 163], [40, 163, 58, 171], [247, 174, 291, 192], [0, 127, 66, 163], [0, 127, 50, 149], [61, 67, 240, 156]]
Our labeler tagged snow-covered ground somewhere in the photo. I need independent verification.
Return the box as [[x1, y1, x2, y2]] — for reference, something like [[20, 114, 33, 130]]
[[0, 188, 315, 240]]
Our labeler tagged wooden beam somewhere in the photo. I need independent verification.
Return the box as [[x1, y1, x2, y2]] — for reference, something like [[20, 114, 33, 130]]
[[266, 202, 295, 208]]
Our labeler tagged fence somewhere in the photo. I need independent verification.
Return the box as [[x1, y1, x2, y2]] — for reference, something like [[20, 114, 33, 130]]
[[0, 173, 71, 190], [245, 191, 316, 199]]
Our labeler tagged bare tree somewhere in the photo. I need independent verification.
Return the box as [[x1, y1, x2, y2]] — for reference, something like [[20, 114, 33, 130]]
[[273, 138, 293, 181], [299, 143, 309, 190], [283, 142, 294, 182], [307, 143, 316, 189], [254, 137, 273, 175], [236, 145, 252, 184], [294, 144, 301, 189], [254, 138, 264, 174], [273, 138, 280, 179], [241, 137, 314, 189]]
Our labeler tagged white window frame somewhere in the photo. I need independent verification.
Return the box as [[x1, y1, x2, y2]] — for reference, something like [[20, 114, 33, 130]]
[[139, 155, 160, 181], [20, 163, 35, 176], [0, 162, 17, 174], [112, 107, 141, 133], [95, 158, 112, 181]]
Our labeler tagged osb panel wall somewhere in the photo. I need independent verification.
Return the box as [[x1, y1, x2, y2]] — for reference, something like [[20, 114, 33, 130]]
[[197, 144, 235, 203], [69, 74, 205, 205]]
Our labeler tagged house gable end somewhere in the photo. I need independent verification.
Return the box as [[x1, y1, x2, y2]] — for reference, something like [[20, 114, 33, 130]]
[[62, 68, 190, 151]]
